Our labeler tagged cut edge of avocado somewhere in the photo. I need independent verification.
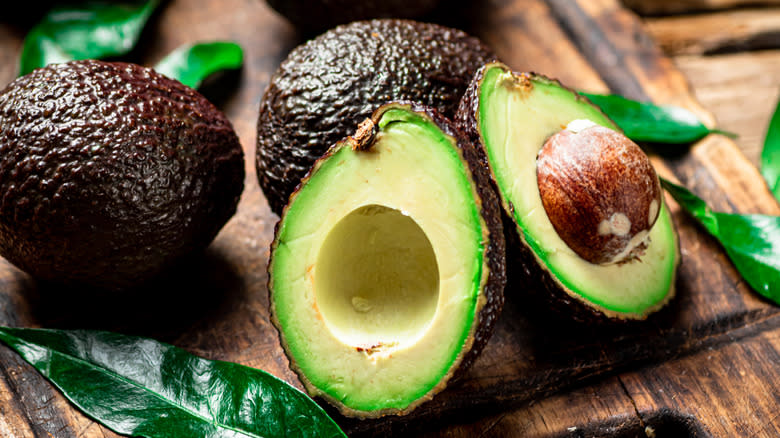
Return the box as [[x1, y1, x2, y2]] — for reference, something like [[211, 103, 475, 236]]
[[268, 102, 505, 417], [456, 61, 680, 321]]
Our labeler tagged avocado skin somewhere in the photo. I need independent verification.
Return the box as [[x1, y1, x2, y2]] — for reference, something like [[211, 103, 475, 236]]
[[256, 19, 495, 214], [455, 63, 676, 322], [0, 60, 245, 291], [411, 103, 506, 376], [265, 0, 442, 34], [269, 102, 506, 416], [374, 102, 505, 379]]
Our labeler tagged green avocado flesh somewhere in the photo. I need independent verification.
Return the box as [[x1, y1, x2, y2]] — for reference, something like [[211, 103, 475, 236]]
[[270, 108, 486, 415], [478, 65, 678, 317]]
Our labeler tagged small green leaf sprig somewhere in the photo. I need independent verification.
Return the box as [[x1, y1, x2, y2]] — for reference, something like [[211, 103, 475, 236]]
[[0, 327, 347, 438], [19, 0, 160, 76], [18, 0, 242, 89], [582, 92, 736, 144], [760, 98, 780, 201], [661, 179, 780, 301]]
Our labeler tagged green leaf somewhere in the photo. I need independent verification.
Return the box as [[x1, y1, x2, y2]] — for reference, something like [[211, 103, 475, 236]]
[[582, 92, 736, 144], [154, 41, 244, 89], [661, 179, 780, 302], [19, 0, 160, 76], [0, 327, 346, 438], [760, 97, 780, 200]]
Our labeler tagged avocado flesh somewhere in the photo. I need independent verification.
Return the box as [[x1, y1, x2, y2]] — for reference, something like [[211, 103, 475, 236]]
[[271, 107, 487, 415], [478, 65, 678, 317]]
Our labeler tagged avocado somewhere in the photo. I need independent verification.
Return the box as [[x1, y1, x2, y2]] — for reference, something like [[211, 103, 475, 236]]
[[265, 0, 442, 34], [0, 60, 245, 291], [256, 19, 495, 214], [268, 102, 505, 417], [456, 62, 679, 320]]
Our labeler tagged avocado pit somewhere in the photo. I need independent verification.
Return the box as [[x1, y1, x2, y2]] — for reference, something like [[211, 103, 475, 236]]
[[536, 121, 662, 265], [315, 204, 439, 354]]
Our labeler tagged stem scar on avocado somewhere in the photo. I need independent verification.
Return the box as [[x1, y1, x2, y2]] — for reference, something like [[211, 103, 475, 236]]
[[455, 61, 680, 321], [268, 102, 505, 418]]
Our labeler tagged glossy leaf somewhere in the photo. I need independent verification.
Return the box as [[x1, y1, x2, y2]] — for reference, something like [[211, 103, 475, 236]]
[[0, 327, 346, 438], [19, 0, 160, 76], [582, 92, 736, 144], [154, 41, 243, 89], [661, 179, 780, 302], [760, 97, 780, 200]]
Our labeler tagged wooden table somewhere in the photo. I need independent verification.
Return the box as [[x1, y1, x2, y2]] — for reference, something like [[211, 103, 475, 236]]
[[1, 0, 779, 436]]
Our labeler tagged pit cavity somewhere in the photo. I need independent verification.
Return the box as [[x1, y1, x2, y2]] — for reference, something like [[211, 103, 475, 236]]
[[314, 204, 440, 351]]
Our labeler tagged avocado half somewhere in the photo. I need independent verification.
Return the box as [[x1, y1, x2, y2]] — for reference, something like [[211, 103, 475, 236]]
[[0, 60, 245, 291], [456, 62, 679, 320], [256, 19, 495, 214], [265, 0, 442, 34], [269, 102, 505, 417]]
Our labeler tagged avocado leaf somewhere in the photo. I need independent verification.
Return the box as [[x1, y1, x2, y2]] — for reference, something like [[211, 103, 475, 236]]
[[19, 0, 160, 76], [760, 97, 780, 201], [661, 179, 780, 303], [154, 41, 243, 89], [0, 326, 346, 438], [582, 92, 736, 144]]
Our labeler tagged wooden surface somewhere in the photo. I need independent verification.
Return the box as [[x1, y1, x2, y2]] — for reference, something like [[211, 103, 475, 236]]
[[622, 0, 780, 15], [1, 0, 779, 436], [644, 8, 780, 55], [642, 7, 780, 170]]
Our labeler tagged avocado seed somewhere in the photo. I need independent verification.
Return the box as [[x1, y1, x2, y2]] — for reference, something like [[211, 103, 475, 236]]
[[536, 121, 662, 264]]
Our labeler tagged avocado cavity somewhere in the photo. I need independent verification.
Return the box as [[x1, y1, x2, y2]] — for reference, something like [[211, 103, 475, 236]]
[[315, 204, 439, 352]]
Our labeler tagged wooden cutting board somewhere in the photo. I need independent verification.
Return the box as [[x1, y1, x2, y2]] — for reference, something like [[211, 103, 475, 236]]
[[1, 0, 779, 436]]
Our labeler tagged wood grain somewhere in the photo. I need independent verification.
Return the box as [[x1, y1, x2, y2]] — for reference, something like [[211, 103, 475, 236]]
[[622, 0, 780, 15], [673, 50, 780, 168], [0, 0, 779, 436], [644, 8, 780, 55]]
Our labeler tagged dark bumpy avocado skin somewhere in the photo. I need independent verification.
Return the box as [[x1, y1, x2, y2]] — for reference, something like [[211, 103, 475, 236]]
[[256, 19, 495, 214], [265, 0, 441, 34], [0, 60, 244, 291]]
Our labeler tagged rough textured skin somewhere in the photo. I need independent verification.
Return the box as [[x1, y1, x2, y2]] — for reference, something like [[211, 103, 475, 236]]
[[0, 60, 245, 291], [265, 0, 442, 34], [268, 102, 505, 417], [256, 19, 495, 214], [537, 126, 662, 264], [455, 62, 676, 321]]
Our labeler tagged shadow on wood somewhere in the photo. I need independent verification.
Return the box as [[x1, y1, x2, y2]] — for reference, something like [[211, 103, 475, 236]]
[[23, 247, 244, 343]]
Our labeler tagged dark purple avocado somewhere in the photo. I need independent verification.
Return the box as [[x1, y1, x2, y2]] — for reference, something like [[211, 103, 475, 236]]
[[0, 60, 245, 291], [256, 19, 495, 214]]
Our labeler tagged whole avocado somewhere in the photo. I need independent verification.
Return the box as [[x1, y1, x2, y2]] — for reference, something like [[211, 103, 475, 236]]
[[0, 60, 245, 291], [256, 19, 495, 214], [265, 0, 442, 33]]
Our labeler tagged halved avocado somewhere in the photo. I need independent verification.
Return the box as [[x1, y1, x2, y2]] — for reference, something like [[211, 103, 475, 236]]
[[456, 62, 679, 320], [268, 102, 505, 417]]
